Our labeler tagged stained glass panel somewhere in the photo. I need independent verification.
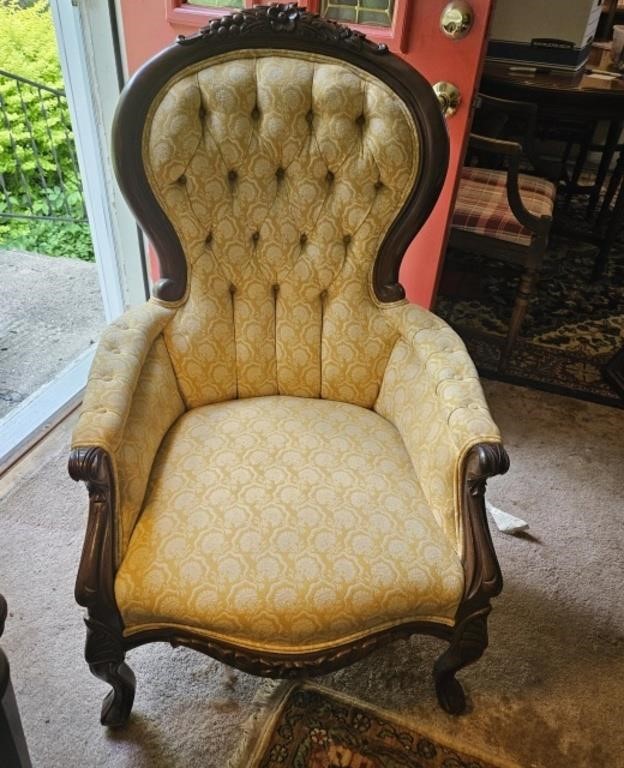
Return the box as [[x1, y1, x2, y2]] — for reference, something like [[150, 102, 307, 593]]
[[321, 0, 394, 27]]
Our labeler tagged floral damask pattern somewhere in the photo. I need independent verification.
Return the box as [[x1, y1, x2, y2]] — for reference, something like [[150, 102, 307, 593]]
[[115, 396, 464, 650], [143, 51, 418, 408], [376, 303, 501, 552]]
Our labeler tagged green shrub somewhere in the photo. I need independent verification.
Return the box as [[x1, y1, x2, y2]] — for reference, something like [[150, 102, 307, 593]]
[[0, 0, 94, 261]]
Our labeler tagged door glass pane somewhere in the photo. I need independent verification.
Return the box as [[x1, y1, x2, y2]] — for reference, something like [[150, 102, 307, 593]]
[[0, 0, 105, 422], [321, 0, 395, 27], [187, 0, 244, 7]]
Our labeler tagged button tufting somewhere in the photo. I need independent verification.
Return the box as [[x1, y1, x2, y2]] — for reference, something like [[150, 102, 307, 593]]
[[228, 170, 237, 183], [343, 234, 352, 245], [177, 174, 187, 186], [229, 283, 237, 295], [356, 113, 365, 127], [251, 106, 260, 120], [374, 180, 384, 191], [275, 167, 285, 181], [272, 283, 280, 295], [198, 104, 207, 120], [306, 109, 314, 124], [299, 233, 307, 245], [326, 170, 334, 184], [251, 231, 260, 243], [205, 232, 213, 245], [320, 289, 328, 300]]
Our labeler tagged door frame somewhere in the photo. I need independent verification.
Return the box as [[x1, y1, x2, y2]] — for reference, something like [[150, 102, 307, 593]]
[[0, 0, 145, 474]]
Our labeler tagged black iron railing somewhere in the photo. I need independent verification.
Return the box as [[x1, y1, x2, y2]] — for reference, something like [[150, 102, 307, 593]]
[[0, 68, 87, 225]]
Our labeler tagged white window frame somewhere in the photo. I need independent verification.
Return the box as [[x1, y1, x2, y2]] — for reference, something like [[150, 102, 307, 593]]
[[0, 0, 146, 474]]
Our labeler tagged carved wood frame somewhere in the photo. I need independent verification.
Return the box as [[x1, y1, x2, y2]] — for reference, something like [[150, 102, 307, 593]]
[[71, 5, 509, 723], [165, 1, 413, 54]]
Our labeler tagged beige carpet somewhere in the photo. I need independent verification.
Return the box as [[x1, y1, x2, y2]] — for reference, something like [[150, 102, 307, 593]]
[[1, 380, 622, 767]]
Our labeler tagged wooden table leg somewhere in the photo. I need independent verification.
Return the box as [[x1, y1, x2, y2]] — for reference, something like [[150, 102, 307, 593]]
[[593, 157, 624, 279], [588, 119, 623, 218]]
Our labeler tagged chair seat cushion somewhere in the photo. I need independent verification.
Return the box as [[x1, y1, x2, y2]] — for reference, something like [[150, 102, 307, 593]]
[[115, 396, 464, 653], [453, 166, 556, 246]]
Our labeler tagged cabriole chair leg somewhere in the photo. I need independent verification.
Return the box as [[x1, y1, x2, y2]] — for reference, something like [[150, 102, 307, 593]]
[[433, 612, 489, 715], [85, 618, 135, 727]]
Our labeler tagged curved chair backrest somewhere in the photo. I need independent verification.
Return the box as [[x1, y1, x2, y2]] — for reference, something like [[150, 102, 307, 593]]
[[113, 5, 448, 408]]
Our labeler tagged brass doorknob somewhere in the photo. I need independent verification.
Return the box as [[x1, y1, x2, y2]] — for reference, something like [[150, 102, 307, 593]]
[[433, 82, 461, 118], [440, 1, 474, 39]]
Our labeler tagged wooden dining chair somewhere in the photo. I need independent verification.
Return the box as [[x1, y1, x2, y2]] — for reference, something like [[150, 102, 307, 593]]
[[448, 94, 557, 369]]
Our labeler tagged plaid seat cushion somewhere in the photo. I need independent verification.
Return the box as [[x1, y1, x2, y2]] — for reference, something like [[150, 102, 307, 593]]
[[452, 166, 556, 246]]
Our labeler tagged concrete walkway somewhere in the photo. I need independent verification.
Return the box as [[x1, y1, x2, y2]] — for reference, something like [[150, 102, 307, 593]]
[[0, 249, 105, 420]]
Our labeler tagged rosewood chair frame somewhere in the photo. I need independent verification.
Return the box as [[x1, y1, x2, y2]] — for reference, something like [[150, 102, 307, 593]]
[[69, 4, 510, 726]]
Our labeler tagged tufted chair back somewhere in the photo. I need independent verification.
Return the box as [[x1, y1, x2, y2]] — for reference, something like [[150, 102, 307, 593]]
[[113, 6, 448, 409]]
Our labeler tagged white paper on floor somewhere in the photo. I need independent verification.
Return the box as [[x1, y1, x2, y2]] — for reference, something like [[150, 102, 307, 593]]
[[486, 500, 529, 535]]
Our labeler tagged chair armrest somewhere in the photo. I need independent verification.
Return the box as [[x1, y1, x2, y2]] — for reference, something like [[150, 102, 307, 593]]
[[70, 300, 185, 568], [71, 301, 176, 454], [468, 133, 552, 238], [376, 303, 506, 556]]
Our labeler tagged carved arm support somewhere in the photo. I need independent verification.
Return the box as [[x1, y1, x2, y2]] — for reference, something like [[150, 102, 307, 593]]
[[458, 442, 509, 619], [69, 301, 184, 604], [376, 303, 507, 564], [69, 447, 118, 620]]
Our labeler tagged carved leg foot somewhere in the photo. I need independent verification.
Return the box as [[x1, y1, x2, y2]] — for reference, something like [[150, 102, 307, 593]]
[[433, 613, 489, 715], [85, 618, 136, 727], [90, 660, 136, 727]]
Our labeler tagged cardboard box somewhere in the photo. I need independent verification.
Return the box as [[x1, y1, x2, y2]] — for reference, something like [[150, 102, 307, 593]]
[[487, 0, 602, 71]]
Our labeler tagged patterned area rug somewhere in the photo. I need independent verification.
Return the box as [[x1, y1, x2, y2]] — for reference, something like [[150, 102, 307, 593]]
[[231, 682, 517, 768], [435, 205, 624, 408]]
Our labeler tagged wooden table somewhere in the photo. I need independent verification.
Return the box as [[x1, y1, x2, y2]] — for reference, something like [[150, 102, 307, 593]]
[[481, 59, 624, 209]]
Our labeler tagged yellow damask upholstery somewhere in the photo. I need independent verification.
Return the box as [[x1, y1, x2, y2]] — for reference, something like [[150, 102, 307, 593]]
[[145, 51, 417, 409], [377, 303, 501, 552], [71, 16, 507, 723], [115, 396, 465, 651]]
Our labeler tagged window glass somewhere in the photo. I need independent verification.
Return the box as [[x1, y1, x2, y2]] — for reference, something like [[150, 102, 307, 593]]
[[321, 0, 395, 27], [186, 0, 244, 8]]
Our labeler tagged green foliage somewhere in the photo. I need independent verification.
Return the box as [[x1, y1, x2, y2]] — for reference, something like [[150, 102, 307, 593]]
[[0, 0, 94, 261]]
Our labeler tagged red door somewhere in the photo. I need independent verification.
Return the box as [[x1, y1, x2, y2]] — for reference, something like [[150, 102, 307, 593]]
[[118, 0, 494, 308]]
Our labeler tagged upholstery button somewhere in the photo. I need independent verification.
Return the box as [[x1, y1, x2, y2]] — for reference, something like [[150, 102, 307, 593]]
[[229, 284, 237, 295], [326, 170, 334, 184], [198, 104, 206, 120], [276, 167, 285, 181], [251, 106, 260, 121], [356, 113, 365, 127], [205, 231, 213, 245], [343, 234, 352, 245], [177, 174, 187, 186], [228, 170, 237, 183], [374, 180, 384, 191], [251, 231, 260, 243], [273, 283, 280, 295], [299, 233, 307, 245], [306, 109, 314, 124], [320, 289, 328, 300]]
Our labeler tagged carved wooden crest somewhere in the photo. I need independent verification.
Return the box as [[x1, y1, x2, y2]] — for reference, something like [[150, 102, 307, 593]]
[[177, 3, 389, 54]]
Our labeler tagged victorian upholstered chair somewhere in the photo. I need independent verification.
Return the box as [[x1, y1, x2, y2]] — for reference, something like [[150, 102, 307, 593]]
[[69, 4, 509, 727]]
